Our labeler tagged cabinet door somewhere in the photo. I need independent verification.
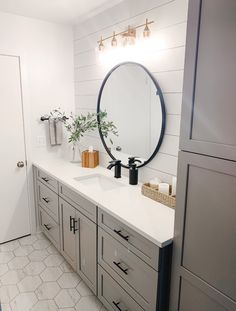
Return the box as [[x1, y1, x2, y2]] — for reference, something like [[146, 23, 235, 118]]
[[170, 151, 236, 311], [180, 0, 236, 161], [76, 211, 97, 294], [60, 198, 76, 269], [179, 279, 228, 311]]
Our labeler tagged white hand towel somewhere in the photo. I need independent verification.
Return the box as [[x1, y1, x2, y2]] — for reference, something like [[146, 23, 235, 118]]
[[49, 119, 56, 145], [49, 119, 62, 146], [55, 120, 62, 145]]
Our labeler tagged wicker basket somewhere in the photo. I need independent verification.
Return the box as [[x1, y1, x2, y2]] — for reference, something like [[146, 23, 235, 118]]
[[141, 183, 176, 209]]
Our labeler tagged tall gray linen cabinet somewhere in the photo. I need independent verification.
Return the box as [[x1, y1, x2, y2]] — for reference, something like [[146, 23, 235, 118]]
[[169, 1, 236, 310]]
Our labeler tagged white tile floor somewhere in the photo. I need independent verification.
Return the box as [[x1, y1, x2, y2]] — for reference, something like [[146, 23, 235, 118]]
[[0, 233, 107, 311]]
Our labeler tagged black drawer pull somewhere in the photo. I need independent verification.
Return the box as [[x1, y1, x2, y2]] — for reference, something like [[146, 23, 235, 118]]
[[44, 224, 51, 231], [42, 197, 50, 204], [112, 301, 127, 311], [70, 216, 73, 232], [42, 177, 49, 183], [70, 217, 78, 234], [73, 218, 78, 234], [114, 229, 129, 241], [113, 261, 128, 275]]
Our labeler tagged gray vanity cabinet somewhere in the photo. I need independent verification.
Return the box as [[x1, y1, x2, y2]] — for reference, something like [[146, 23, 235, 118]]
[[59, 198, 77, 269], [38, 182, 59, 222], [34, 167, 172, 310], [98, 265, 145, 311], [98, 228, 158, 311], [39, 207, 60, 250], [180, 0, 236, 161], [97, 209, 172, 311], [59, 197, 97, 294], [35, 168, 61, 251], [76, 210, 97, 294], [36, 171, 98, 293], [37, 169, 59, 193]]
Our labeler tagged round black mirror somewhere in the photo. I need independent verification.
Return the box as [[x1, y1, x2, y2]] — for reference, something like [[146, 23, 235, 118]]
[[97, 62, 166, 168]]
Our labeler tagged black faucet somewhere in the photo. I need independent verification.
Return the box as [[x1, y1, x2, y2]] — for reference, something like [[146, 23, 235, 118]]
[[128, 157, 142, 185], [107, 160, 122, 178]]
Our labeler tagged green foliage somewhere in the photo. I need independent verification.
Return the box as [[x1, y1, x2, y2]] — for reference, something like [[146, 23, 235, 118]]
[[97, 111, 118, 145], [49, 108, 67, 122], [49, 108, 118, 145]]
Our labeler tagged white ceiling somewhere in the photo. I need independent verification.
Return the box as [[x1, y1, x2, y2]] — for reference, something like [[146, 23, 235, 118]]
[[0, 0, 123, 24]]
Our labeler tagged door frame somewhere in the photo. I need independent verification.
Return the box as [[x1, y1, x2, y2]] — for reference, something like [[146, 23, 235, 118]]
[[0, 49, 36, 234]]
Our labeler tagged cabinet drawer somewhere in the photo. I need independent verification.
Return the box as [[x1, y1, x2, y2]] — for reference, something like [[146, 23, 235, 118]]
[[37, 169, 58, 193], [38, 182, 59, 222], [98, 209, 159, 270], [39, 206, 60, 249], [98, 228, 158, 311], [98, 265, 145, 311], [59, 183, 96, 222]]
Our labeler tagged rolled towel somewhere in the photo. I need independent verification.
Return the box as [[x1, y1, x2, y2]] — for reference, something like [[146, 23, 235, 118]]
[[149, 177, 162, 188]]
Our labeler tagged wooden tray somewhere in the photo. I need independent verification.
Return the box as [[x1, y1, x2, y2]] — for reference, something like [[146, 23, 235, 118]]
[[141, 183, 176, 209]]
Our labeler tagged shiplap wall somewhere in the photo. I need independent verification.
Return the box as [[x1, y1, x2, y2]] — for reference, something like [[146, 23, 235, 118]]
[[74, 0, 188, 183]]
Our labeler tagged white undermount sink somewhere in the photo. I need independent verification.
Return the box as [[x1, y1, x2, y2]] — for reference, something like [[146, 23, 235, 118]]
[[74, 174, 125, 191]]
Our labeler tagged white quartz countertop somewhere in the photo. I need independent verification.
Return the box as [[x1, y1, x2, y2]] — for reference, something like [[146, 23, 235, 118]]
[[33, 157, 175, 248]]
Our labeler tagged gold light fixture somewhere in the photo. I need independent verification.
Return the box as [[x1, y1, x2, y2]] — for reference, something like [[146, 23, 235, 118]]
[[111, 32, 118, 47], [97, 19, 154, 51], [98, 36, 105, 51], [143, 19, 151, 38], [122, 26, 136, 46]]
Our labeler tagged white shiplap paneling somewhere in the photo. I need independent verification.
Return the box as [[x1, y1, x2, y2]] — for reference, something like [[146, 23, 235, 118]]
[[73, 0, 188, 182]]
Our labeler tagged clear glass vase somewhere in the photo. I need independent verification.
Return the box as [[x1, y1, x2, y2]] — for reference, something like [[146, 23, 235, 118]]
[[71, 142, 81, 163]]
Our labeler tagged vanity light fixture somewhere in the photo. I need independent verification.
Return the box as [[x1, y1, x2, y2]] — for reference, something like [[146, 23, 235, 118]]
[[122, 26, 136, 46], [143, 19, 151, 38], [97, 19, 154, 51], [111, 32, 118, 47], [98, 36, 105, 51]]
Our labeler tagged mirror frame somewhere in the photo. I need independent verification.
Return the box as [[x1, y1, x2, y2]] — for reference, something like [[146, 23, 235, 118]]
[[97, 61, 166, 168]]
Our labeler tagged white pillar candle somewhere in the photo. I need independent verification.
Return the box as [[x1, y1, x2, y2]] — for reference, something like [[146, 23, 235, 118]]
[[158, 183, 170, 195]]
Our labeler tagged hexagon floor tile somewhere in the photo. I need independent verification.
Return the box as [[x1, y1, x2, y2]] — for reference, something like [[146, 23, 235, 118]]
[[24, 261, 46, 276], [14, 245, 34, 257], [10, 292, 37, 311], [57, 272, 81, 289], [35, 282, 60, 300], [8, 256, 29, 270], [40, 267, 63, 282], [0, 233, 107, 311], [18, 275, 42, 293], [55, 288, 80, 308]]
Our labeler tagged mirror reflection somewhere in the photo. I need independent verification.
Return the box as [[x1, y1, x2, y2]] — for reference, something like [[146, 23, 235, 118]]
[[98, 62, 165, 167]]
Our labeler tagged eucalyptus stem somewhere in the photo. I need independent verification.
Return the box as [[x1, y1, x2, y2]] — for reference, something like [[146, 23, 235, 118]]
[[48, 108, 118, 145]]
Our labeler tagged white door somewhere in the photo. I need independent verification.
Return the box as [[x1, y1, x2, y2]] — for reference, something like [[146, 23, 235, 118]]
[[0, 54, 30, 244]]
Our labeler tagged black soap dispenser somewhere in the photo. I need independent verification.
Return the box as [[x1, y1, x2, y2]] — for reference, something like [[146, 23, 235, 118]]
[[128, 157, 142, 185]]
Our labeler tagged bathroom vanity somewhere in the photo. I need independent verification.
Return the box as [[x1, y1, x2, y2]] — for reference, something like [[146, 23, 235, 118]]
[[32, 60, 174, 311], [33, 158, 174, 311]]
